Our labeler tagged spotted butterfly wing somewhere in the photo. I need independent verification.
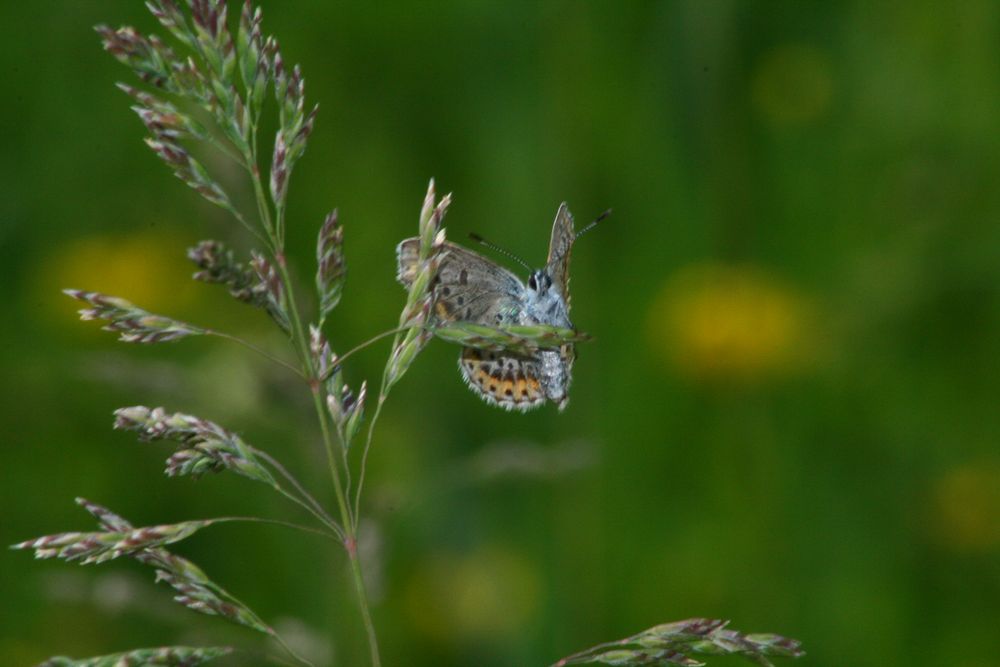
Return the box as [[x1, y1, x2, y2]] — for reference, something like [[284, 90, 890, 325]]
[[396, 238, 547, 411], [396, 239, 523, 325], [532, 203, 577, 410], [475, 203, 578, 411], [458, 348, 547, 410]]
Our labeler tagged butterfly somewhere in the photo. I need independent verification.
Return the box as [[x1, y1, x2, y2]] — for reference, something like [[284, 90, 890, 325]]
[[396, 203, 590, 411]]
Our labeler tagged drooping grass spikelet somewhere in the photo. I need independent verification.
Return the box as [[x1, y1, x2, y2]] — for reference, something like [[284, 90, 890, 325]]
[[309, 324, 338, 381], [37, 645, 232, 667], [327, 379, 366, 446], [552, 618, 805, 667], [269, 131, 289, 206], [155, 569, 272, 632], [101, 0, 309, 244], [12, 520, 214, 565], [95, 24, 177, 88], [100, 17, 235, 204], [16, 499, 274, 634], [64, 289, 205, 343], [188, 241, 294, 332], [97, 23, 213, 111], [237, 1, 267, 118], [144, 134, 235, 209], [145, 0, 250, 152], [249, 251, 291, 333], [186, 0, 235, 82], [310, 325, 365, 447], [266, 37, 317, 223], [74, 499, 274, 635], [316, 209, 346, 324], [113, 405, 277, 485], [76, 497, 134, 533], [384, 180, 449, 392], [187, 240, 256, 300], [119, 83, 210, 142], [145, 0, 196, 50]]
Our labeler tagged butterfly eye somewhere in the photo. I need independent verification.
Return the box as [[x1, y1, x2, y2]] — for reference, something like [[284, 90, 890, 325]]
[[528, 274, 538, 291]]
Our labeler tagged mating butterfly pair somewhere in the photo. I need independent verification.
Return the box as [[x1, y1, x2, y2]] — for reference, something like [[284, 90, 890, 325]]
[[396, 203, 594, 411]]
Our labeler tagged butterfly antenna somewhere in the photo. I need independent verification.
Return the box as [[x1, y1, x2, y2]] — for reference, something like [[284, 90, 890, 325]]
[[574, 208, 612, 241], [468, 232, 532, 271]]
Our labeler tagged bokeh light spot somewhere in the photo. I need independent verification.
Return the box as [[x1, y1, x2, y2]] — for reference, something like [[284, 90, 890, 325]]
[[928, 463, 1000, 552], [647, 262, 816, 383], [404, 545, 541, 646], [37, 231, 200, 333]]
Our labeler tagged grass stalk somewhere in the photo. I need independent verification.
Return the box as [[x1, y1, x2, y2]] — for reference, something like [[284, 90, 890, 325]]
[[240, 106, 382, 665]]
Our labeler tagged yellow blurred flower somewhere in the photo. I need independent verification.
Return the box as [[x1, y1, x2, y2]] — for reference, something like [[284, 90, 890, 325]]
[[751, 44, 834, 125], [647, 262, 815, 382], [928, 463, 1000, 552], [404, 545, 540, 646], [37, 231, 199, 332]]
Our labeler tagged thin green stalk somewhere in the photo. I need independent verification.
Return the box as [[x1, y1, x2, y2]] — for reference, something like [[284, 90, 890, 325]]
[[352, 390, 387, 532], [270, 628, 316, 667], [207, 329, 305, 378], [217, 515, 334, 540], [279, 245, 381, 663], [351, 326, 406, 528], [255, 448, 341, 534], [310, 386, 382, 667], [271, 480, 344, 542], [243, 135, 281, 255], [226, 196, 272, 248], [335, 326, 415, 502], [335, 420, 352, 502], [348, 537, 381, 666], [253, 179, 381, 667], [241, 103, 381, 667], [274, 258, 312, 375], [336, 326, 413, 366]]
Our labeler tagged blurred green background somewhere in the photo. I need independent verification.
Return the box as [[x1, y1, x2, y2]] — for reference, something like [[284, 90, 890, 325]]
[[2, 2, 999, 666]]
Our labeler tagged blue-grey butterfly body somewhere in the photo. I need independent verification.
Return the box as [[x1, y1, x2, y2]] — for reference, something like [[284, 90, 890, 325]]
[[396, 203, 578, 411]]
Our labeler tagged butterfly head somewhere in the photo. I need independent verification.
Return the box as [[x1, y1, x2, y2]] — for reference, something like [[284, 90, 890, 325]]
[[524, 267, 570, 326], [527, 269, 553, 295]]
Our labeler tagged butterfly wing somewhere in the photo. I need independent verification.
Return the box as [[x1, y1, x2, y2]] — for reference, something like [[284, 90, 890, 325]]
[[545, 203, 576, 310], [397, 237, 549, 410], [459, 348, 546, 411], [396, 238, 524, 325]]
